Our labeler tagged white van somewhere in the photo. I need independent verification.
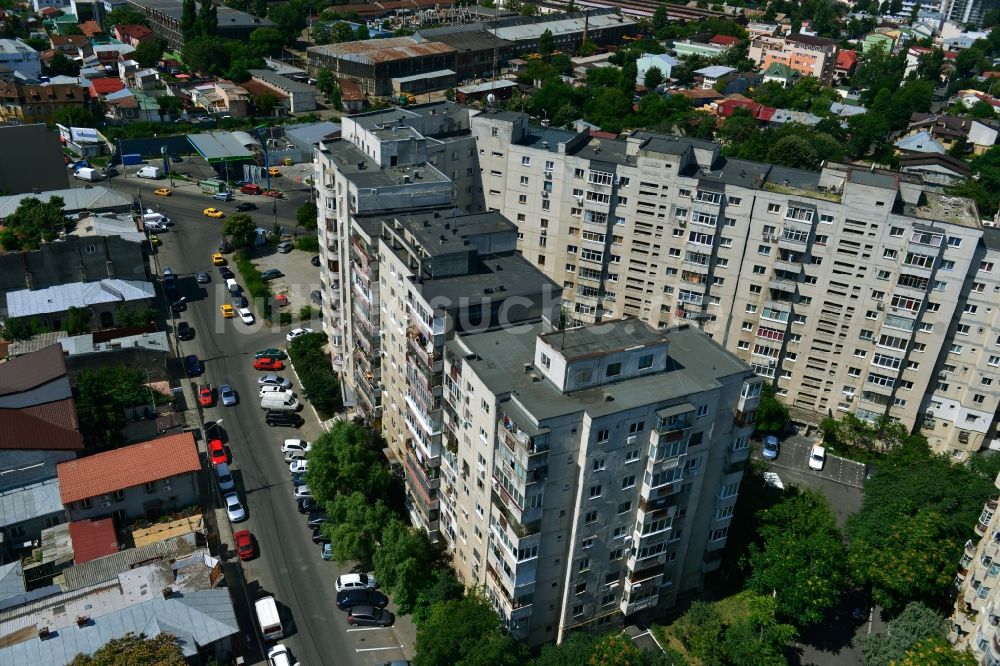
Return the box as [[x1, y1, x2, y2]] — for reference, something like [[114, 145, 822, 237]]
[[225, 278, 240, 294], [136, 165, 162, 179], [260, 393, 299, 412], [255, 596, 283, 640], [73, 167, 103, 182]]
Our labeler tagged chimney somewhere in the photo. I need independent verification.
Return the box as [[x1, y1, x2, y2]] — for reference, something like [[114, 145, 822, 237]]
[[162, 587, 173, 599], [38, 627, 50, 639]]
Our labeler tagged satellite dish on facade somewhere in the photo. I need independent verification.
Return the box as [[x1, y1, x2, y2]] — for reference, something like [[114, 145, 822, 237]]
[[487, 93, 496, 108]]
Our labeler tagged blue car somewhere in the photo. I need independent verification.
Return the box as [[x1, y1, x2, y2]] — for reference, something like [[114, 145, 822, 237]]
[[762, 435, 779, 460], [184, 354, 201, 376]]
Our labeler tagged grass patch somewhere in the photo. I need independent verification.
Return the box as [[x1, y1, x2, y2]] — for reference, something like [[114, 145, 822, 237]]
[[295, 235, 319, 253], [287, 332, 341, 418], [234, 253, 273, 321]]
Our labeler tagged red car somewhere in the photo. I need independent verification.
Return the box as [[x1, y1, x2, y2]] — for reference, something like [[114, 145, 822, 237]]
[[240, 183, 261, 195], [208, 438, 227, 466], [234, 530, 255, 560], [198, 384, 213, 407], [253, 357, 284, 371], [262, 189, 283, 199], [275, 294, 289, 307]]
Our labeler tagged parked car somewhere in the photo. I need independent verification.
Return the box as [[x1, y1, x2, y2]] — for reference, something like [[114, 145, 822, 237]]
[[311, 255, 320, 267], [255, 348, 286, 360], [169, 296, 186, 312], [307, 512, 328, 529], [297, 497, 317, 513], [184, 354, 201, 376], [261, 268, 283, 280], [293, 484, 312, 499], [267, 644, 292, 666], [219, 266, 235, 279], [209, 439, 227, 466], [266, 410, 303, 427], [234, 530, 255, 560], [236, 202, 257, 212], [335, 573, 377, 592], [215, 462, 235, 491], [281, 439, 311, 454], [289, 459, 308, 474], [224, 493, 246, 522], [259, 374, 292, 389], [762, 435, 779, 460], [240, 183, 262, 195], [177, 321, 193, 340], [198, 384, 213, 407], [321, 542, 333, 560], [220, 384, 238, 406], [311, 526, 330, 544], [233, 294, 249, 308], [197, 271, 211, 283], [238, 307, 255, 325], [286, 327, 314, 342], [263, 189, 283, 199], [346, 606, 394, 627], [808, 445, 826, 471], [254, 357, 284, 371], [260, 385, 292, 398], [336, 588, 388, 611], [277, 241, 294, 253]]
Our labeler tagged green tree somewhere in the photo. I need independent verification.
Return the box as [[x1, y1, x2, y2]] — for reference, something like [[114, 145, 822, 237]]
[[970, 99, 996, 118], [532, 632, 601, 666], [75, 365, 162, 444], [115, 306, 157, 328], [249, 26, 284, 57], [180, 0, 198, 42], [269, 0, 308, 44], [898, 637, 976, 666], [846, 444, 1000, 611], [183, 36, 230, 74], [197, 0, 218, 37], [413, 592, 528, 666], [643, 65, 664, 90], [69, 632, 185, 666], [156, 95, 183, 118], [0, 317, 46, 341], [251, 0, 267, 17], [858, 601, 946, 666], [667, 600, 726, 664], [323, 493, 395, 567], [46, 52, 80, 76], [767, 134, 821, 170], [411, 568, 464, 626], [745, 490, 849, 627], [373, 519, 435, 613], [295, 201, 317, 230], [64, 306, 91, 334], [54, 105, 96, 128], [0, 196, 66, 251], [754, 383, 789, 435], [652, 5, 667, 31], [539, 28, 554, 57], [254, 93, 279, 116], [223, 212, 257, 252], [105, 6, 150, 27], [304, 420, 388, 502], [133, 39, 165, 68]]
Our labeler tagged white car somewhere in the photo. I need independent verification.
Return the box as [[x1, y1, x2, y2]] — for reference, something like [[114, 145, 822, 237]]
[[293, 484, 312, 499], [281, 439, 311, 455], [258, 374, 292, 389], [289, 459, 308, 474], [224, 493, 246, 522], [260, 385, 293, 398], [762, 471, 784, 490], [286, 327, 314, 342], [335, 573, 378, 592], [808, 445, 826, 471], [267, 644, 296, 666], [238, 307, 255, 325]]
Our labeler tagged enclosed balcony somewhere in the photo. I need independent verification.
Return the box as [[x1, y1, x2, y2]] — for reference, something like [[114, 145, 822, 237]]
[[406, 325, 442, 370]]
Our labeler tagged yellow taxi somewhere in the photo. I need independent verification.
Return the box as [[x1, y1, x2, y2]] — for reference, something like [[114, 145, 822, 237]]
[[220, 304, 235, 318], [212, 252, 226, 266], [153, 187, 171, 196], [149, 234, 161, 246], [203, 207, 224, 219], [268, 167, 281, 177]]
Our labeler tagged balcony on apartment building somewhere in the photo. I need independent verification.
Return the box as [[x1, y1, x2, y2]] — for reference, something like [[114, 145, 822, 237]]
[[977, 497, 999, 536], [492, 487, 540, 540], [498, 410, 550, 459], [351, 236, 372, 265], [404, 441, 441, 499], [406, 325, 442, 371], [486, 561, 534, 631], [406, 388, 442, 437], [619, 585, 659, 616]]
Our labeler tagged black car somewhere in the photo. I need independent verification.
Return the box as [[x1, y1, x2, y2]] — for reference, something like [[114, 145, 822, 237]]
[[177, 321, 193, 340], [219, 266, 235, 279], [311, 255, 320, 267], [260, 268, 283, 281], [312, 527, 331, 545], [346, 606, 394, 627], [184, 354, 201, 376], [236, 202, 257, 212], [306, 512, 328, 529], [170, 153, 182, 163], [336, 588, 388, 611], [219, 239, 234, 253], [233, 294, 249, 308], [265, 410, 303, 427], [297, 497, 317, 514], [170, 296, 187, 312]]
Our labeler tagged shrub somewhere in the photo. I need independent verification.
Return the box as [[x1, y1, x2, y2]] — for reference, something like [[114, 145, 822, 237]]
[[287, 332, 341, 417], [295, 235, 319, 252], [234, 255, 272, 321]]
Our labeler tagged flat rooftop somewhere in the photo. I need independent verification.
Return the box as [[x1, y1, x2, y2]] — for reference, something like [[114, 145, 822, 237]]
[[538, 317, 664, 360], [453, 321, 750, 423], [127, 0, 273, 27], [416, 252, 559, 308], [391, 209, 515, 256], [320, 138, 451, 189]]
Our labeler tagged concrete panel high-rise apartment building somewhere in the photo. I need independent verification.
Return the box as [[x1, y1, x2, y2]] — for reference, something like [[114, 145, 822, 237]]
[[470, 109, 1000, 459]]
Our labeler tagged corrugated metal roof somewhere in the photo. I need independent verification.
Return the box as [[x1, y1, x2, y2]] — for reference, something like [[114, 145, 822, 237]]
[[6, 279, 155, 319], [61, 533, 198, 592], [6, 333, 68, 359], [0, 477, 62, 528], [67, 518, 118, 565], [59, 331, 169, 356], [490, 12, 634, 42], [0, 187, 132, 219], [0, 563, 24, 605], [186, 132, 254, 162]]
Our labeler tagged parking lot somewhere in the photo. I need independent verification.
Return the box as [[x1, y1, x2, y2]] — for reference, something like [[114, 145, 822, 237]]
[[250, 243, 323, 324]]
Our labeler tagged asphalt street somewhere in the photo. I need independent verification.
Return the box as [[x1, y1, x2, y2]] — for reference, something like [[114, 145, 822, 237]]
[[88, 170, 414, 665]]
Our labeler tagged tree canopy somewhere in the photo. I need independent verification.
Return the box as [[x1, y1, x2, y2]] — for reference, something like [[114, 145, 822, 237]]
[[69, 632, 184, 666], [413, 591, 528, 666], [0, 196, 66, 252], [858, 601, 946, 666]]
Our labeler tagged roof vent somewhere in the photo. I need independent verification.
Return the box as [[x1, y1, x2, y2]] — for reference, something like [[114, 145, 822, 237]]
[[76, 616, 89, 627], [530, 374, 541, 382], [162, 587, 173, 599], [542, 141, 549, 148], [604, 395, 614, 402], [38, 627, 50, 639], [523, 363, 532, 373]]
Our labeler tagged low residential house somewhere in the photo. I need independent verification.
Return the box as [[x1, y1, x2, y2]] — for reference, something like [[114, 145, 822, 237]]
[[129, 67, 160, 92], [895, 130, 947, 154], [834, 49, 857, 83], [694, 64, 736, 90], [91, 42, 135, 68], [828, 100, 867, 118], [68, 516, 118, 564], [944, 33, 983, 50], [113, 23, 154, 46], [762, 62, 798, 87], [6, 278, 155, 330], [190, 81, 249, 118], [247, 69, 317, 114], [672, 39, 726, 59], [766, 107, 822, 127], [956, 89, 1000, 114], [87, 76, 124, 100], [0, 477, 65, 551], [0, 80, 87, 125], [0, 185, 133, 220], [49, 34, 90, 59], [672, 87, 724, 107], [101, 87, 159, 121], [907, 112, 998, 154], [0, 39, 41, 79], [747, 22, 779, 40], [77, 20, 103, 39], [0, 555, 239, 662], [338, 76, 365, 113], [454, 79, 517, 105], [57, 432, 200, 523], [51, 14, 80, 36], [708, 34, 741, 49], [635, 52, 678, 85], [0, 345, 83, 452], [899, 151, 972, 185]]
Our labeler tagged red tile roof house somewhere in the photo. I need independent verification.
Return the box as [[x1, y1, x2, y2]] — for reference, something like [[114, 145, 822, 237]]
[[88, 77, 125, 99], [113, 23, 155, 47], [709, 34, 742, 48], [68, 516, 119, 564], [57, 432, 201, 523]]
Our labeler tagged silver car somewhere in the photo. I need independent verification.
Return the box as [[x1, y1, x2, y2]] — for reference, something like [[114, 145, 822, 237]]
[[258, 374, 292, 389], [219, 384, 237, 406]]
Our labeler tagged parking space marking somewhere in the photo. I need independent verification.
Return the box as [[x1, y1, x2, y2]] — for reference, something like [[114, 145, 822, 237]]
[[356, 646, 403, 652], [346, 627, 393, 633]]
